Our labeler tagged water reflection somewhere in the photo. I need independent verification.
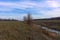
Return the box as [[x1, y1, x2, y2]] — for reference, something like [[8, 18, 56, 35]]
[[37, 25, 60, 34], [41, 26, 60, 34]]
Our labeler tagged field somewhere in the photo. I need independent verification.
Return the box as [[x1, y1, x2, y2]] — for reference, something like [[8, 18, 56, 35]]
[[33, 20, 60, 40], [34, 20, 60, 31], [0, 21, 47, 40], [0, 21, 60, 40]]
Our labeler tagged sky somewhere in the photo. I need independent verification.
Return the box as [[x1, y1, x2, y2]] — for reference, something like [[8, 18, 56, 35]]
[[0, 0, 60, 20]]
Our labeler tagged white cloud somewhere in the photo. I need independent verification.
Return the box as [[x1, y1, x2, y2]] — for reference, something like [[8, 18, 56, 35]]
[[0, 1, 52, 10], [0, 1, 45, 13], [0, 13, 27, 20], [38, 8, 60, 18], [45, 0, 60, 8], [0, 0, 60, 19], [0, 1, 59, 11], [0, 2, 38, 9], [0, 0, 60, 9]]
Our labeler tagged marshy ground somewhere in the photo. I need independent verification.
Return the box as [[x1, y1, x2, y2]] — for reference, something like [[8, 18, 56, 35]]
[[0, 21, 59, 40]]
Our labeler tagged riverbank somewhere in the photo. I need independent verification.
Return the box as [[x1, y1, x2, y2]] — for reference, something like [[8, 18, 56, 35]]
[[34, 24, 60, 40]]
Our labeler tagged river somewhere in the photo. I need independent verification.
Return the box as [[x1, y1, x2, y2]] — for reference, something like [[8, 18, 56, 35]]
[[37, 25, 60, 35]]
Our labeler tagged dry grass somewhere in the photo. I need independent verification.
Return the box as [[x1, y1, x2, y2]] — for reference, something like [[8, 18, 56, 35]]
[[0, 21, 59, 40], [0, 21, 47, 40]]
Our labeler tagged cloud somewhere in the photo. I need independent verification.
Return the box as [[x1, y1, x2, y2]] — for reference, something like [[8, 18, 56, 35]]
[[0, 2, 38, 9], [38, 8, 60, 18], [0, 1, 45, 14], [0, 0, 59, 11], [0, 0, 60, 19], [0, 13, 27, 20], [45, 0, 60, 8], [0, 0, 20, 2]]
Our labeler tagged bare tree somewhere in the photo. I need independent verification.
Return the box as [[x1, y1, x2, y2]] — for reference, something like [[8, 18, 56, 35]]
[[24, 16, 27, 23], [26, 13, 32, 25], [23, 13, 32, 25], [23, 13, 34, 40]]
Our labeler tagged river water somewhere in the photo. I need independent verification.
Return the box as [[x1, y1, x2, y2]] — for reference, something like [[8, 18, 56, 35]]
[[37, 25, 60, 34]]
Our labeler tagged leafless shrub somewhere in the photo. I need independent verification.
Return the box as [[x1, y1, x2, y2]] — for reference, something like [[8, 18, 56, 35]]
[[24, 13, 33, 25]]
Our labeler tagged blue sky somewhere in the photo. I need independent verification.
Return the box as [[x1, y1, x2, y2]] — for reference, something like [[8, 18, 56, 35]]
[[0, 0, 60, 20]]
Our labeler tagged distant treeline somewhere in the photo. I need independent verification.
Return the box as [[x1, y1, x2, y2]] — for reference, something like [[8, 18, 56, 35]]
[[33, 17, 60, 21], [0, 19, 18, 21]]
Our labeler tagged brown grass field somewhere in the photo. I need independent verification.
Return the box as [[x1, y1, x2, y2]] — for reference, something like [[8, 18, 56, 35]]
[[0, 21, 48, 40], [34, 20, 60, 31], [0, 21, 59, 40]]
